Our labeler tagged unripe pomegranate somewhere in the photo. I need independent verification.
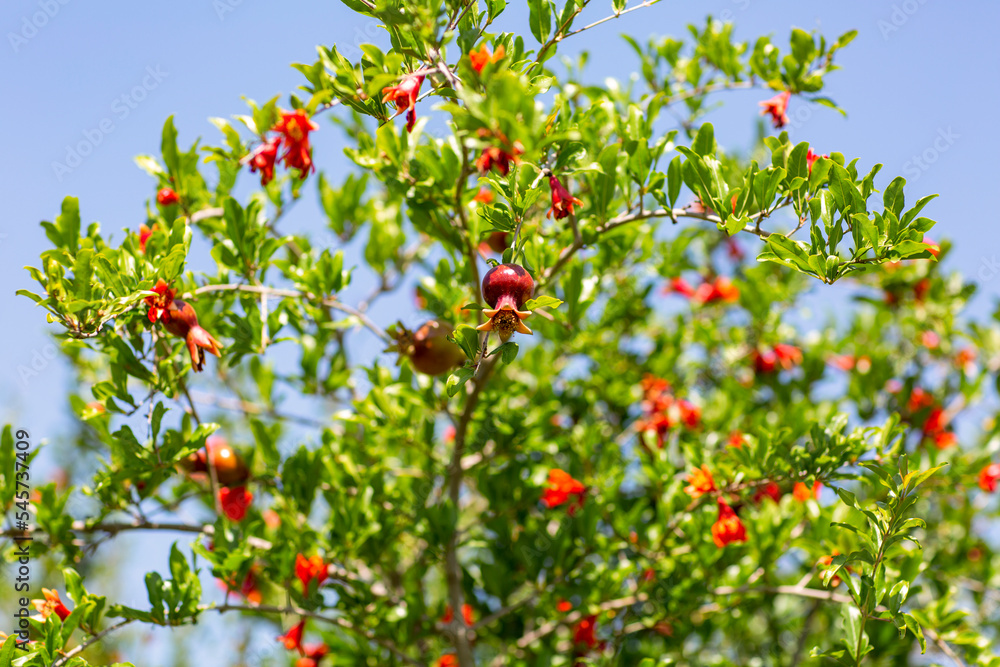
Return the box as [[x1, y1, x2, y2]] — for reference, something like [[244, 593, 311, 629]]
[[477, 263, 534, 341], [391, 320, 466, 375], [181, 436, 250, 486]]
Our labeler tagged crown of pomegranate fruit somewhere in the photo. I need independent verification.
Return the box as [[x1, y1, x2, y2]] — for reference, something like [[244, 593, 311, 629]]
[[477, 263, 534, 341]]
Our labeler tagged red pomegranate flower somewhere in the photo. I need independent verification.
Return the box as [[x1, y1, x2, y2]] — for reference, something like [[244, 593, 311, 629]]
[[296, 644, 330, 667], [278, 619, 307, 655], [684, 465, 716, 498], [556, 600, 573, 612], [573, 614, 599, 648], [381, 73, 425, 133], [273, 109, 319, 177], [442, 603, 475, 626], [541, 468, 586, 515], [469, 43, 505, 74], [759, 90, 791, 129], [438, 656, 458, 667], [138, 223, 157, 253], [753, 481, 782, 504], [31, 588, 71, 621], [666, 276, 696, 298], [219, 486, 252, 521], [933, 431, 957, 449], [159, 299, 223, 372], [546, 174, 583, 220], [295, 553, 328, 594], [247, 137, 280, 185], [979, 463, 1000, 492], [156, 187, 179, 206], [728, 431, 745, 449], [475, 142, 524, 175], [476, 263, 534, 341], [806, 148, 828, 173], [711, 499, 747, 547], [145, 279, 176, 323]]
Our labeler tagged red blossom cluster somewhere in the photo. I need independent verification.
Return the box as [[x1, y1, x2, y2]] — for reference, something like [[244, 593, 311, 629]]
[[542, 468, 586, 515], [244, 109, 319, 185], [295, 553, 328, 594], [891, 384, 957, 450], [145, 279, 223, 372], [634, 374, 701, 447], [546, 173, 582, 220], [666, 276, 739, 305], [752, 344, 802, 374], [475, 128, 524, 175], [31, 588, 72, 621]]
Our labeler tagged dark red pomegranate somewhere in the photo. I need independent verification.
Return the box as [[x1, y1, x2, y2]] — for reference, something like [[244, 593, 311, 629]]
[[484, 232, 509, 253], [477, 263, 534, 341], [404, 320, 466, 375]]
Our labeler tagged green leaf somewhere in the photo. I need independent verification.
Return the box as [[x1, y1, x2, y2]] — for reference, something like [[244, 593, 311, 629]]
[[161, 116, 179, 177], [841, 604, 865, 658], [448, 324, 481, 362], [523, 296, 563, 310], [447, 366, 476, 397], [528, 0, 551, 44], [902, 613, 926, 653], [692, 123, 716, 157]]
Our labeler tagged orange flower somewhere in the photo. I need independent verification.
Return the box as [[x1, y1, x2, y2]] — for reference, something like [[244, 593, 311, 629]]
[[759, 90, 791, 129], [541, 468, 586, 515], [640, 374, 670, 399], [381, 73, 425, 133], [219, 486, 252, 521], [138, 223, 157, 253], [31, 588, 71, 621], [793, 481, 820, 501], [753, 481, 782, 504], [922, 407, 947, 436], [295, 553, 328, 593], [684, 465, 716, 498], [556, 599, 573, 612], [773, 344, 803, 368], [546, 174, 583, 220], [979, 464, 1000, 492], [161, 299, 224, 372], [438, 656, 458, 667], [955, 348, 977, 368], [933, 431, 957, 450], [728, 431, 745, 449], [442, 603, 474, 626], [278, 619, 307, 655], [711, 499, 747, 548], [156, 187, 179, 206], [296, 644, 330, 667], [469, 43, 505, 74], [817, 552, 845, 587], [473, 187, 494, 204], [144, 279, 175, 323], [907, 387, 935, 412]]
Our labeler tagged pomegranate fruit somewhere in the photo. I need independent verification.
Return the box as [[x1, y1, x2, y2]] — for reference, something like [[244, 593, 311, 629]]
[[391, 320, 466, 375], [477, 263, 533, 341], [181, 436, 249, 486]]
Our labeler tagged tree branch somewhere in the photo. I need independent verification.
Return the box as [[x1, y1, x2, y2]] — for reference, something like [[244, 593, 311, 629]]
[[189, 283, 391, 343]]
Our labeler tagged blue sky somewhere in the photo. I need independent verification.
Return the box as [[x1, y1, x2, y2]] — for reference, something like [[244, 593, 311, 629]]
[[2, 0, 999, 662]]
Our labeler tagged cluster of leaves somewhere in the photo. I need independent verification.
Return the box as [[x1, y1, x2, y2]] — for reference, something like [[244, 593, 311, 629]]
[[5, 1, 1000, 666]]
